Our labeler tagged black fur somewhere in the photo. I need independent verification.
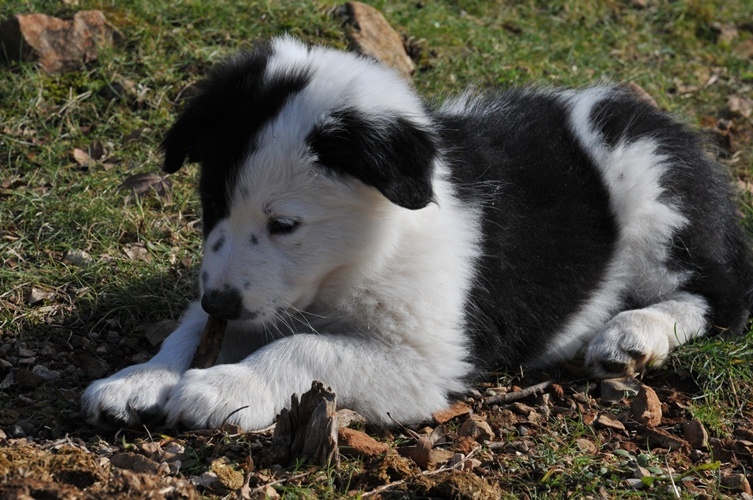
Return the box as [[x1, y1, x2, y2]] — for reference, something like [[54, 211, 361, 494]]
[[438, 91, 618, 370], [160, 41, 311, 237], [307, 109, 437, 209]]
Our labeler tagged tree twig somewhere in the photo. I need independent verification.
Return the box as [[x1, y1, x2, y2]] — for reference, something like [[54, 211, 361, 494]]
[[483, 379, 553, 405]]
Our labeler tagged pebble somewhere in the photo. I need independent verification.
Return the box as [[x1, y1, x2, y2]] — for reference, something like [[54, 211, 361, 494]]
[[630, 385, 662, 427]]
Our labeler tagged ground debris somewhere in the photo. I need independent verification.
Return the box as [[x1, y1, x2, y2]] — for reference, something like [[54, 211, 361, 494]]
[[335, 2, 415, 79], [630, 384, 662, 427], [0, 10, 122, 73], [271, 381, 338, 467]]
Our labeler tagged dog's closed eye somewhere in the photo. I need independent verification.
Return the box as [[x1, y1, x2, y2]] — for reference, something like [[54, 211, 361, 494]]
[[267, 217, 301, 235]]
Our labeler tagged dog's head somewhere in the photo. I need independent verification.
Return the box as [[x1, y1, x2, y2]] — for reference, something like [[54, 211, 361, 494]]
[[161, 36, 438, 324]]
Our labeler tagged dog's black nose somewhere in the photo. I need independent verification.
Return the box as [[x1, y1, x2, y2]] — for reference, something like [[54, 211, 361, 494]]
[[201, 289, 242, 320]]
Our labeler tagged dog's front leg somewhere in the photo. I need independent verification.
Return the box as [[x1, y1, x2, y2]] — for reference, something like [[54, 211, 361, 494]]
[[165, 332, 466, 431], [82, 302, 207, 427]]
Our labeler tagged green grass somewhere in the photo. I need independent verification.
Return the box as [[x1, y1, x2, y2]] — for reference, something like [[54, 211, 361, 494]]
[[1, 0, 753, 497]]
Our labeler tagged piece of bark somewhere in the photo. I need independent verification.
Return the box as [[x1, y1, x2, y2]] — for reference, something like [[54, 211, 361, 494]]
[[189, 316, 226, 369], [272, 381, 339, 468]]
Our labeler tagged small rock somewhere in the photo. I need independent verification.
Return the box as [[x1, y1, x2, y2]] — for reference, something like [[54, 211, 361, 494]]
[[338, 428, 389, 458], [630, 385, 662, 427], [143, 319, 177, 347], [600, 377, 642, 403], [31, 365, 61, 382], [337, 2, 415, 79], [163, 442, 186, 461], [433, 400, 471, 424], [78, 354, 109, 378], [458, 415, 494, 442], [15, 369, 45, 390], [62, 249, 93, 267], [596, 413, 626, 432], [0, 372, 14, 390], [191, 471, 221, 489], [626, 477, 646, 489], [721, 473, 752, 494], [684, 418, 709, 451], [334, 408, 366, 429], [0, 11, 122, 73], [17, 347, 35, 358]]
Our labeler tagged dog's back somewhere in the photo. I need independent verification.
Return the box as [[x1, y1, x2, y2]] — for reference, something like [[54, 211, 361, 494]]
[[438, 87, 753, 374]]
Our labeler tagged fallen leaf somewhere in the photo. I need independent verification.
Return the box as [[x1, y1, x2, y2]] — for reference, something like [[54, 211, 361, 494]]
[[26, 286, 55, 305], [89, 140, 105, 160], [728, 95, 753, 118], [119, 172, 172, 202], [72, 148, 93, 166], [123, 243, 150, 261]]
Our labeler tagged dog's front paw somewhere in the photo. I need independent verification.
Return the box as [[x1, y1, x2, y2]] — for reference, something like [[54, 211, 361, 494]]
[[82, 364, 181, 427], [585, 310, 672, 377], [164, 365, 277, 431]]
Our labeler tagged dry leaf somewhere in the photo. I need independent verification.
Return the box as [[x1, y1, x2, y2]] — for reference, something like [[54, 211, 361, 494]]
[[72, 148, 93, 166], [89, 140, 105, 160], [123, 243, 150, 261], [728, 95, 753, 118], [26, 287, 55, 305], [120, 172, 172, 202]]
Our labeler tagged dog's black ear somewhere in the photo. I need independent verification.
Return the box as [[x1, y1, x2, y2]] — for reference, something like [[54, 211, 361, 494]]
[[308, 109, 437, 209], [160, 110, 196, 173]]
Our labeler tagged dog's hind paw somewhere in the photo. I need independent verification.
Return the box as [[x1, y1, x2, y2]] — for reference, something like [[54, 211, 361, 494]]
[[585, 309, 672, 378]]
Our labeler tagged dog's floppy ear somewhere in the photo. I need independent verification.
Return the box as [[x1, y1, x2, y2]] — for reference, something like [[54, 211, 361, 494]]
[[161, 109, 197, 173], [308, 109, 437, 209]]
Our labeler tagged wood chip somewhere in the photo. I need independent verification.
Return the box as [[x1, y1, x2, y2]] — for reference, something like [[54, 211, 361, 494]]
[[189, 316, 227, 369], [432, 401, 471, 424]]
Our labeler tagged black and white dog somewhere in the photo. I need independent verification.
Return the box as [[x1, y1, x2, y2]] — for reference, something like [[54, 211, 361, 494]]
[[83, 36, 753, 431]]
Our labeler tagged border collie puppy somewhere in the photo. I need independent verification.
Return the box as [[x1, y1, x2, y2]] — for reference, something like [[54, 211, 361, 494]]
[[83, 36, 753, 431]]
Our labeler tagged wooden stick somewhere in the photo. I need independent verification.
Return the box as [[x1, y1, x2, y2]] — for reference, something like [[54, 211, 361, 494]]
[[189, 316, 227, 369], [483, 379, 553, 406]]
